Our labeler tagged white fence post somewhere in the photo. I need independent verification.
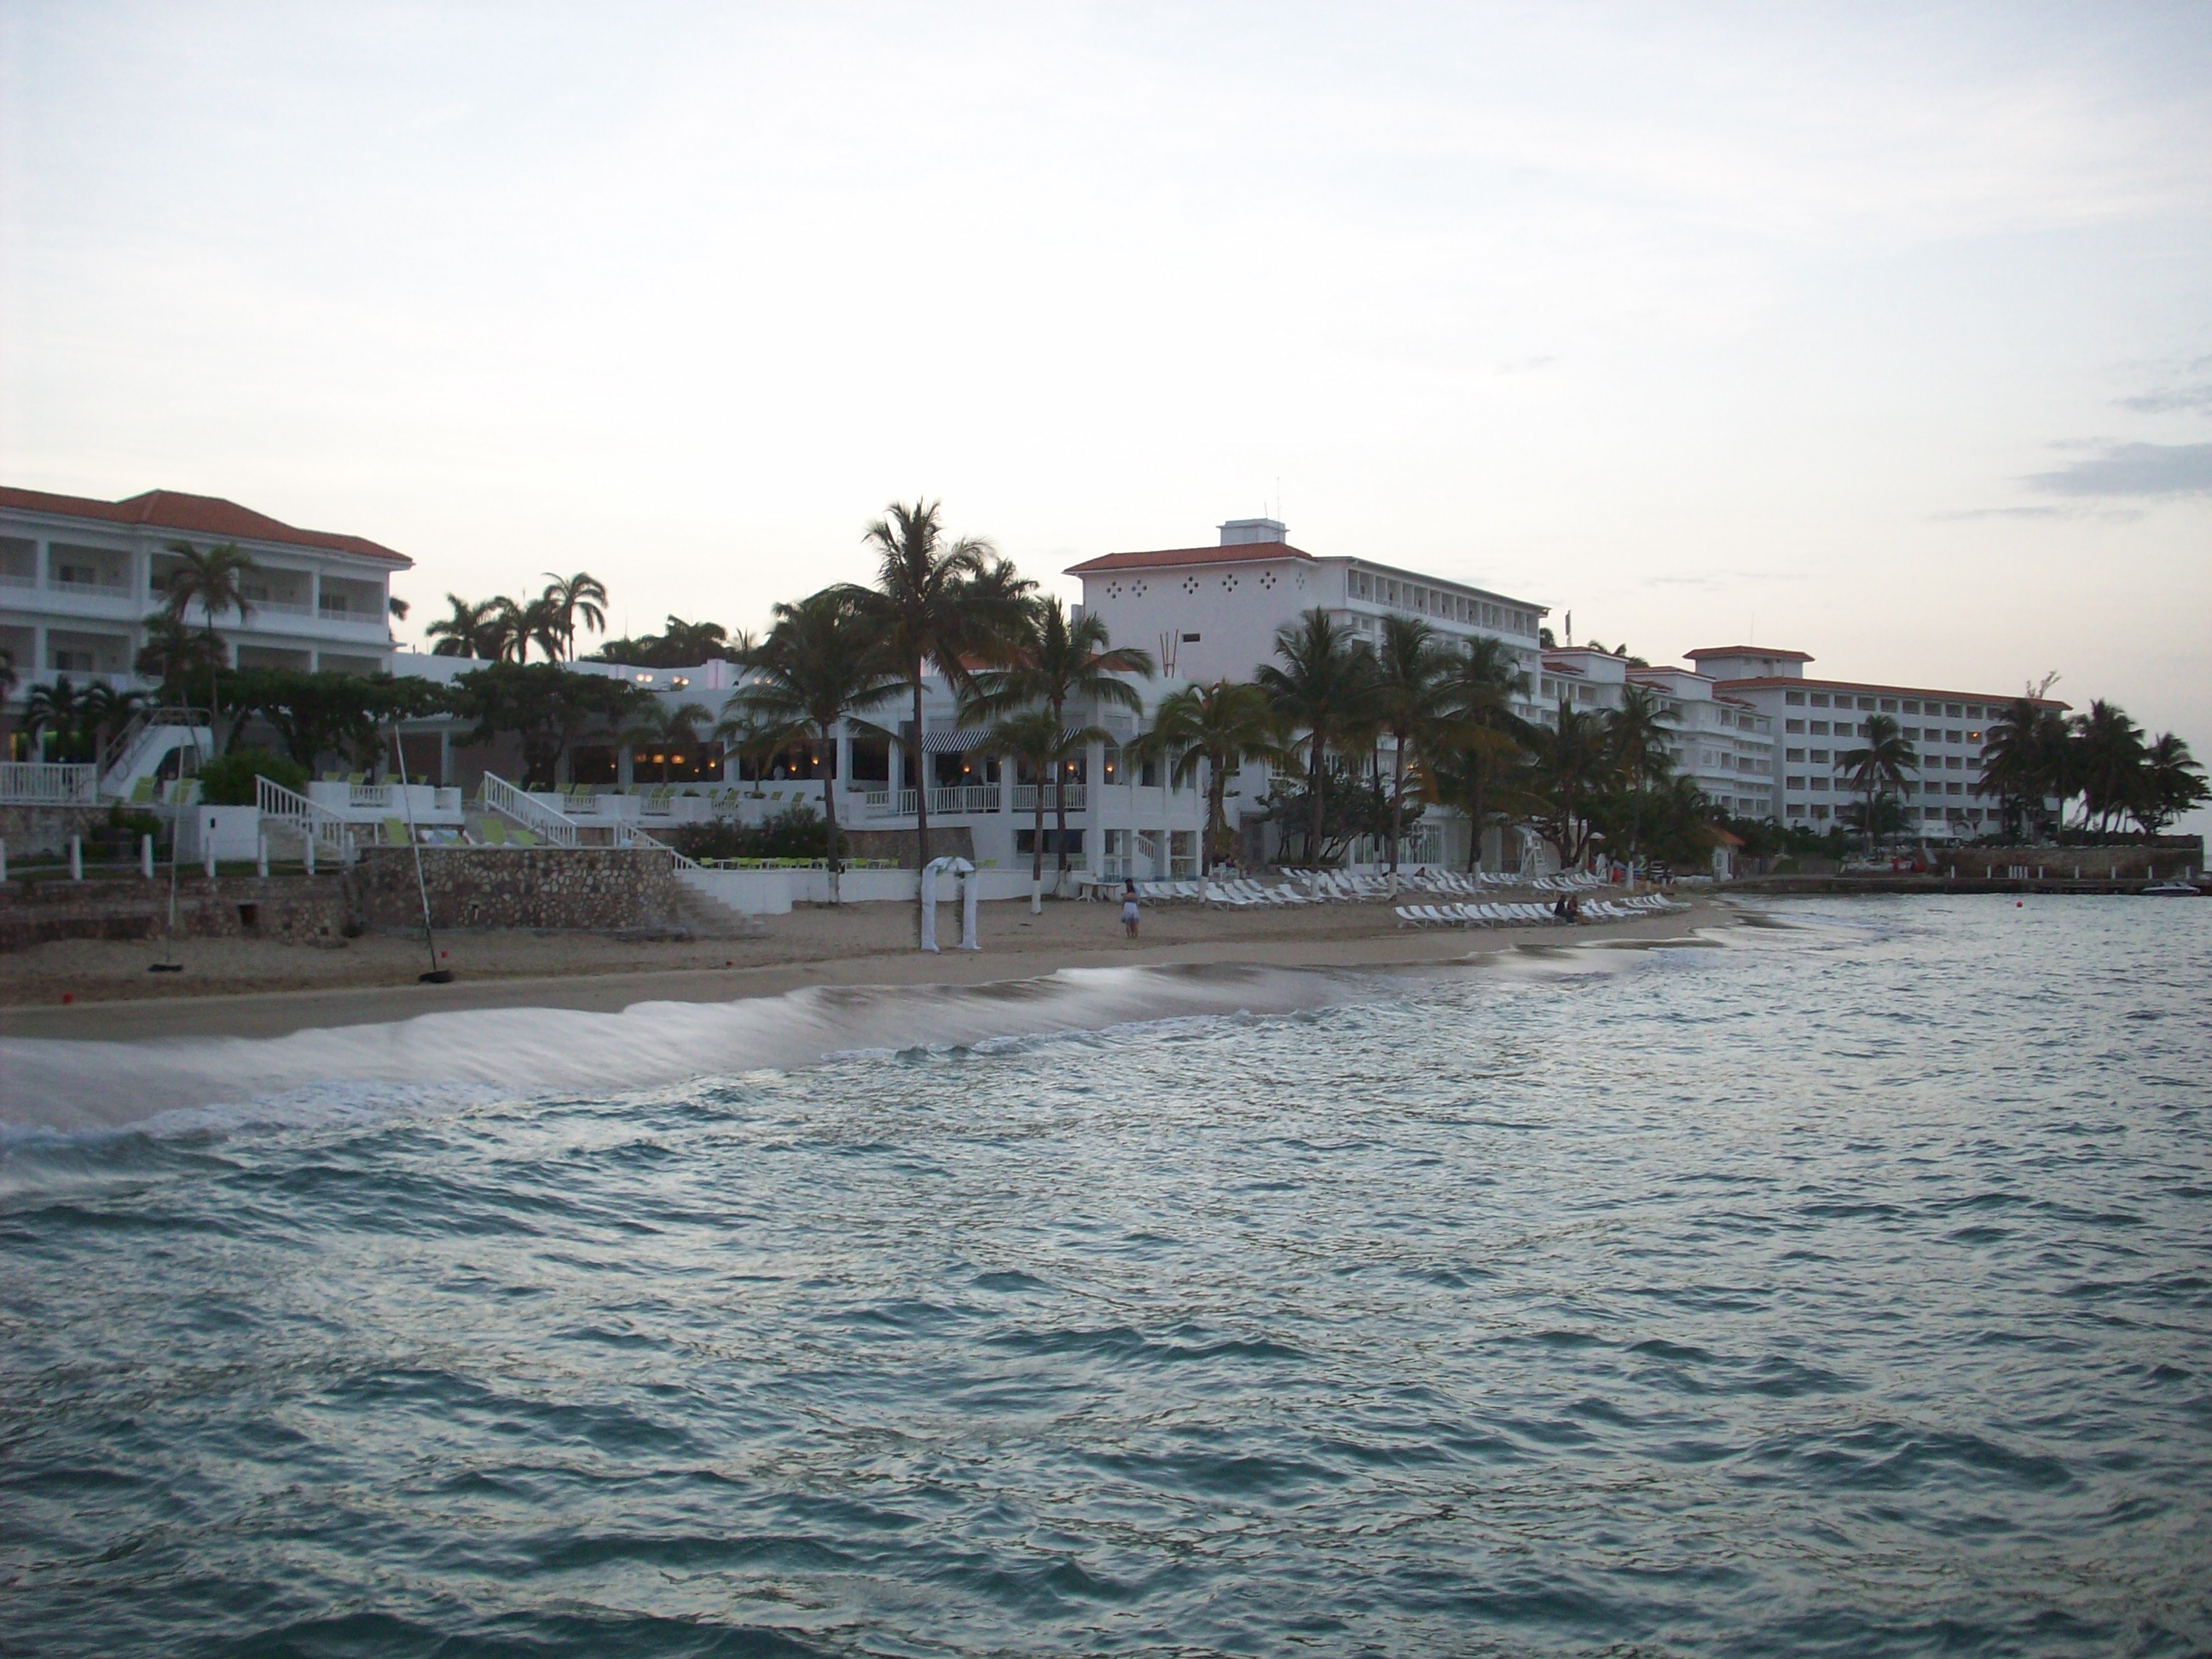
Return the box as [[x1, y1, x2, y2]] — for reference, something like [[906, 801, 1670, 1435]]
[[304, 835, 316, 877], [69, 835, 83, 882], [203, 814, 217, 879], [0, 838, 7, 882], [258, 835, 269, 879], [142, 833, 154, 878]]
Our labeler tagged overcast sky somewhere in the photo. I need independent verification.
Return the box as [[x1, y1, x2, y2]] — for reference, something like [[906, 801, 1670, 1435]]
[[4, 3, 2208, 801]]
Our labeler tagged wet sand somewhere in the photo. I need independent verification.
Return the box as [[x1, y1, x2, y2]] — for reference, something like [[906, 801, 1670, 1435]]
[[0, 893, 1726, 1043]]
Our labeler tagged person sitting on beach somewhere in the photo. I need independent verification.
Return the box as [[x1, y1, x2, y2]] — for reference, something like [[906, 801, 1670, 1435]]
[[1121, 878, 1141, 938]]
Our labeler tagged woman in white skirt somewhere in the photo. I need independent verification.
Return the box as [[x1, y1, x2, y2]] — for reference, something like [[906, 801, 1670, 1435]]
[[1120, 878, 1141, 938]]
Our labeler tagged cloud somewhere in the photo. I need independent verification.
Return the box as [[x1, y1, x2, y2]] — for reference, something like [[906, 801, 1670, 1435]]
[[2024, 442, 2212, 497], [2115, 384, 2212, 415]]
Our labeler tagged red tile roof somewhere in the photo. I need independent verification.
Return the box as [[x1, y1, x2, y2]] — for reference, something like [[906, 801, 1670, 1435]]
[[0, 486, 411, 566], [1687, 645, 1815, 662], [1066, 542, 1317, 575]]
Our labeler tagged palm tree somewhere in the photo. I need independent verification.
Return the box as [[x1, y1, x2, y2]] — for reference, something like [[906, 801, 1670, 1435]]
[[1132, 680, 1284, 870], [1606, 683, 1676, 879], [24, 677, 86, 761], [975, 707, 1110, 912], [161, 539, 258, 747], [541, 572, 609, 660], [79, 682, 148, 761], [1369, 615, 1454, 874], [1255, 608, 1378, 871], [712, 588, 903, 895], [2133, 733, 2209, 835], [1836, 712, 1917, 853], [2070, 700, 2147, 832], [1977, 695, 2071, 840], [622, 698, 713, 783], [964, 596, 1153, 892], [1435, 636, 1532, 872], [847, 499, 1031, 880], [425, 595, 505, 659], [1526, 701, 1614, 869]]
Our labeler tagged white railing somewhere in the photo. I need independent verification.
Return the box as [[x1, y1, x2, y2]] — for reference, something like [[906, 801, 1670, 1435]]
[[98, 707, 208, 798], [615, 822, 701, 871], [481, 772, 580, 846], [0, 761, 98, 806], [349, 782, 394, 809], [257, 774, 355, 861], [930, 785, 1001, 815], [1011, 783, 1086, 813], [861, 785, 1002, 818]]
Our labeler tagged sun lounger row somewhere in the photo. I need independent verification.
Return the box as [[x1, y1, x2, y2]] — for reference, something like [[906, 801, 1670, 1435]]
[[1396, 894, 1687, 929]]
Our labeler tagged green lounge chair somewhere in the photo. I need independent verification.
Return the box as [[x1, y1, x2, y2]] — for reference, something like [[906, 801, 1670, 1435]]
[[129, 777, 158, 806], [483, 819, 509, 846], [510, 826, 539, 848], [384, 816, 412, 846]]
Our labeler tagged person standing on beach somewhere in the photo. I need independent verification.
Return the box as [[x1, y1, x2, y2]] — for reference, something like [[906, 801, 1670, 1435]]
[[1121, 879, 1141, 938]]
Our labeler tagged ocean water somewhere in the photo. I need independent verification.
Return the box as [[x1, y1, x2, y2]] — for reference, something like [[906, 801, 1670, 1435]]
[[4, 897, 2208, 1657]]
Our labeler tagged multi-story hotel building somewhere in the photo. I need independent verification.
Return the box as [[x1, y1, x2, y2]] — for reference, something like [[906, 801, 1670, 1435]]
[[1, 486, 409, 704], [1687, 647, 2061, 837], [1067, 518, 1552, 726], [1536, 647, 1778, 822]]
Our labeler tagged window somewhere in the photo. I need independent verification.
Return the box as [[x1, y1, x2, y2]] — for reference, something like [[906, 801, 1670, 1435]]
[[1785, 719, 1804, 733], [1810, 748, 1829, 762], [1016, 829, 1085, 856], [1812, 805, 1831, 819], [1946, 703, 1964, 718], [1967, 705, 1982, 719], [1947, 781, 1963, 795], [848, 734, 891, 784], [1786, 776, 1807, 790], [1140, 756, 1161, 788], [1857, 696, 1875, 711], [1810, 721, 1828, 735], [1181, 632, 1200, 643], [1787, 802, 1807, 816], [1100, 743, 1123, 785], [1786, 691, 1805, 706], [1785, 748, 1804, 761], [1903, 700, 1920, 714], [1880, 698, 1897, 712], [1811, 777, 1829, 791]]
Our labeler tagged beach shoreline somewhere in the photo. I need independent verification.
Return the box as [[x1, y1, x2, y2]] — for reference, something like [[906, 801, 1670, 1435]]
[[0, 895, 1732, 1044]]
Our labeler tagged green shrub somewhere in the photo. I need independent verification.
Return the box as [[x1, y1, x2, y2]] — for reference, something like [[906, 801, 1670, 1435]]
[[198, 747, 309, 806], [669, 802, 833, 862]]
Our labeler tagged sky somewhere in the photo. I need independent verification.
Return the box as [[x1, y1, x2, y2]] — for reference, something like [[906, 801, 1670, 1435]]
[[4, 2, 2208, 819]]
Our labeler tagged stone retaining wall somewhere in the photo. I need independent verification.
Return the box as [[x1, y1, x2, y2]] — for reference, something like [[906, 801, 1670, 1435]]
[[0, 805, 112, 860], [839, 827, 976, 869], [0, 872, 353, 951], [351, 846, 685, 933]]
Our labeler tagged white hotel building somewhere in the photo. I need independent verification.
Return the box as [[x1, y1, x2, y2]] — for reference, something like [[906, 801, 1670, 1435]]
[[1687, 647, 2062, 837], [1, 486, 408, 705]]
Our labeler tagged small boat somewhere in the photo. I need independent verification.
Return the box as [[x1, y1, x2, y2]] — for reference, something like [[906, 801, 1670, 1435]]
[[2140, 880, 2203, 896]]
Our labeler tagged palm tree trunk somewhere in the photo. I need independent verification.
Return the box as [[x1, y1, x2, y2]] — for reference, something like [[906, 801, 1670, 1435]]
[[910, 677, 930, 885], [1308, 733, 1325, 874], [1031, 789, 1046, 913], [822, 738, 843, 903], [1208, 764, 1228, 871], [1050, 697, 1070, 896], [1388, 734, 1404, 874]]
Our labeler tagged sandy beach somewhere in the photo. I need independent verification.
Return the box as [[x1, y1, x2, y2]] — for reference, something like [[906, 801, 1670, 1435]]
[[0, 891, 1726, 1042]]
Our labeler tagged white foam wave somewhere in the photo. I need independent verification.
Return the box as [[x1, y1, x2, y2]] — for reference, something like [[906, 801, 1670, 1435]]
[[0, 963, 1362, 1138]]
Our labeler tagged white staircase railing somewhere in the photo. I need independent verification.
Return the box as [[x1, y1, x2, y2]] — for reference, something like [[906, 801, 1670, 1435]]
[[617, 822, 701, 871], [98, 708, 211, 798], [0, 761, 99, 806], [481, 772, 580, 846], [257, 774, 356, 861]]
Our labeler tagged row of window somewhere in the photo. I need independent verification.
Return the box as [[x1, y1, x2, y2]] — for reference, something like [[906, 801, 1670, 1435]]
[[1783, 690, 1989, 717], [1785, 748, 1980, 769], [1785, 777, 1975, 795], [1789, 802, 1987, 822], [1348, 571, 1535, 635]]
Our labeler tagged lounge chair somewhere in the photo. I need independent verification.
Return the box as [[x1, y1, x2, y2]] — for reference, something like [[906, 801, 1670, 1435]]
[[384, 816, 412, 846], [511, 825, 539, 848], [482, 819, 509, 846], [128, 777, 158, 806]]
